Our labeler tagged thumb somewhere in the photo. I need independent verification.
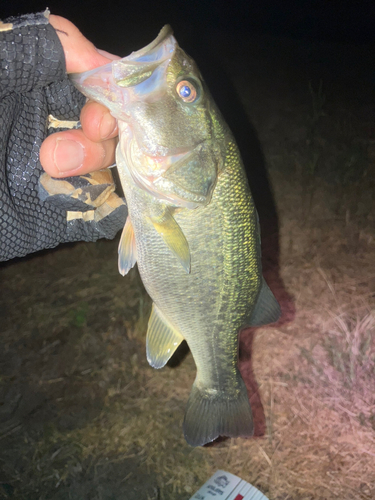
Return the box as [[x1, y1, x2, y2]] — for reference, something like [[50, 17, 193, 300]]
[[49, 15, 120, 73]]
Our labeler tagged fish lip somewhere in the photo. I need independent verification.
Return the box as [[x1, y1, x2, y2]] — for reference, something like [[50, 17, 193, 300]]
[[125, 25, 174, 60], [111, 26, 176, 91]]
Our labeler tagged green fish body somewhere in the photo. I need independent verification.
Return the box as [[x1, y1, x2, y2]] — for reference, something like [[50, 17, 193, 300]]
[[71, 26, 280, 446]]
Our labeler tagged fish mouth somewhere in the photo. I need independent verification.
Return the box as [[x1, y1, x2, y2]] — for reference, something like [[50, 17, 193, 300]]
[[111, 25, 175, 93], [126, 25, 174, 60], [70, 26, 177, 120], [72, 26, 219, 209]]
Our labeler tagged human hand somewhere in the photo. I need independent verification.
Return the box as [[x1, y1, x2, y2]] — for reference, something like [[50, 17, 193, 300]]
[[0, 11, 127, 261], [40, 15, 119, 178]]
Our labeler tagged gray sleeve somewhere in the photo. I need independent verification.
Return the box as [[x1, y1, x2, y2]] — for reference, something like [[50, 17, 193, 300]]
[[0, 10, 126, 261]]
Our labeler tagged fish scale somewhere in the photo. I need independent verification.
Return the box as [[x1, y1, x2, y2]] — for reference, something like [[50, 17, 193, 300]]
[[71, 25, 281, 446]]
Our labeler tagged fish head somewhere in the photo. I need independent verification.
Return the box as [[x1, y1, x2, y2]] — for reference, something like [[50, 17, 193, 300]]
[[71, 26, 229, 208]]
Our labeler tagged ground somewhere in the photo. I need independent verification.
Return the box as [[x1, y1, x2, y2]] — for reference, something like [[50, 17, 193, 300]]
[[1, 29, 375, 499]]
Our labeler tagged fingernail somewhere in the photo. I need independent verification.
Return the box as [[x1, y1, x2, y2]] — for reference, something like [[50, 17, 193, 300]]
[[54, 139, 85, 172], [100, 112, 117, 139]]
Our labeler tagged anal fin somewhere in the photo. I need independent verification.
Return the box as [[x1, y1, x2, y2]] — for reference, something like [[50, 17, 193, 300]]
[[118, 216, 137, 276], [147, 304, 184, 369]]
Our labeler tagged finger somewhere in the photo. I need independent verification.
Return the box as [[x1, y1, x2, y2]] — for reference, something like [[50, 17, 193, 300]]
[[49, 15, 120, 73], [40, 130, 117, 178], [80, 101, 118, 142]]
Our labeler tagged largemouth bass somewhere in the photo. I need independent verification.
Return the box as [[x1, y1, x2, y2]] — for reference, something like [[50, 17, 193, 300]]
[[71, 26, 280, 447]]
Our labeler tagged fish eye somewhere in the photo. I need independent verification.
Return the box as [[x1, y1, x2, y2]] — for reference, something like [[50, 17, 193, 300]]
[[176, 79, 199, 103]]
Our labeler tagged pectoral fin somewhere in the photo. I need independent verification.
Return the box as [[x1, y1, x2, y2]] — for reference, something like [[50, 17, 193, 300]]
[[149, 207, 191, 273], [118, 216, 137, 276], [147, 304, 185, 369], [247, 277, 281, 326]]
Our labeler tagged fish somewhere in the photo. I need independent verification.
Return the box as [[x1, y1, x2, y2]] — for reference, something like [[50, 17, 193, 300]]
[[71, 26, 281, 447]]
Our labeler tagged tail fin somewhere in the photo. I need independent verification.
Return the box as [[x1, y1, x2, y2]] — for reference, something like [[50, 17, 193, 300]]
[[183, 373, 253, 447]]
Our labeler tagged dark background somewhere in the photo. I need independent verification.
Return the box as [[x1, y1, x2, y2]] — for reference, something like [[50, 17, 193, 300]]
[[2, 0, 375, 50]]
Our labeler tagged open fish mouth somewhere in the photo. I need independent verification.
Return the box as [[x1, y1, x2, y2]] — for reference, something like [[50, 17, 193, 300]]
[[72, 24, 219, 210], [71, 26, 177, 120], [113, 25, 175, 90], [123, 25, 174, 60]]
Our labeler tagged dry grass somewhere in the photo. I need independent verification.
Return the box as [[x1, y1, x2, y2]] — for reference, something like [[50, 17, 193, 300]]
[[3, 181, 374, 499]]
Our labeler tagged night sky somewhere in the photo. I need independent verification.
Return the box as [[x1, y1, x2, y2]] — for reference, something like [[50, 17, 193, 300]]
[[2, 0, 375, 50]]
